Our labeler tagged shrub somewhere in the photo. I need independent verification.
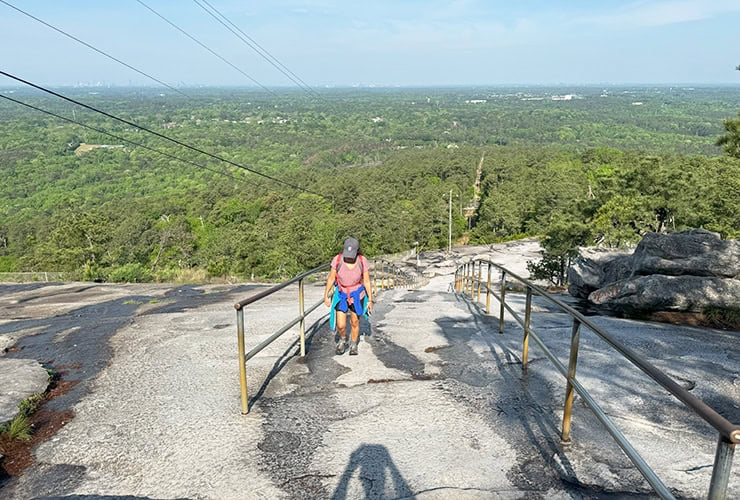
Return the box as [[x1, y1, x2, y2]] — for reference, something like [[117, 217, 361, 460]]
[[107, 263, 154, 283], [703, 307, 740, 330], [18, 393, 44, 418]]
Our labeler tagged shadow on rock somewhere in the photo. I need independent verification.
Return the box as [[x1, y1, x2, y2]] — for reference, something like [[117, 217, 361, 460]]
[[331, 444, 412, 500]]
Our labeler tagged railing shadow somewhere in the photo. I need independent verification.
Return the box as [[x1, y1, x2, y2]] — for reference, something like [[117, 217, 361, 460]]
[[248, 315, 329, 411], [437, 297, 581, 486], [453, 260, 740, 498]]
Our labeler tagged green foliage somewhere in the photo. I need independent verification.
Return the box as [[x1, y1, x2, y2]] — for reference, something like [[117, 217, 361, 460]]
[[527, 219, 590, 286], [0, 87, 738, 281], [18, 393, 44, 418], [703, 307, 740, 330], [107, 263, 154, 283], [0, 415, 32, 441], [0, 393, 45, 442], [527, 254, 572, 287], [717, 112, 740, 158]]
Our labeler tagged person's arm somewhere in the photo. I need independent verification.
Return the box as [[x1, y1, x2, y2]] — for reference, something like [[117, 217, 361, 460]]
[[324, 268, 337, 307]]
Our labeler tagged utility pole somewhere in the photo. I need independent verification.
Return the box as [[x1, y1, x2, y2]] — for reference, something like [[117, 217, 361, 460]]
[[448, 189, 453, 253]]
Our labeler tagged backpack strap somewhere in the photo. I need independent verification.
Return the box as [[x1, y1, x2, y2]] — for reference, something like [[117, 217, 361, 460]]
[[335, 253, 364, 276]]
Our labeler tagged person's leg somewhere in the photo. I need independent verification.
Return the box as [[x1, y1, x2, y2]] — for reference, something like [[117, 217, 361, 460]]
[[349, 312, 360, 343], [336, 310, 348, 354], [349, 311, 360, 355], [336, 310, 348, 340]]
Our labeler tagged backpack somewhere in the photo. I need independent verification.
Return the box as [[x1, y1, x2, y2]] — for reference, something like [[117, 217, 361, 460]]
[[335, 253, 364, 275]]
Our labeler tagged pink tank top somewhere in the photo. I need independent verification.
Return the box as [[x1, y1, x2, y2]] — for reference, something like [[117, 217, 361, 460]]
[[331, 254, 368, 301]]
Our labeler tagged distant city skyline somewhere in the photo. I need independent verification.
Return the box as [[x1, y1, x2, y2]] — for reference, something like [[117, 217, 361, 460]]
[[1, 0, 739, 89]]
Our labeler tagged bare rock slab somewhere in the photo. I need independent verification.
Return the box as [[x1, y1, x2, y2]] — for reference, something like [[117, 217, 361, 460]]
[[0, 359, 49, 424]]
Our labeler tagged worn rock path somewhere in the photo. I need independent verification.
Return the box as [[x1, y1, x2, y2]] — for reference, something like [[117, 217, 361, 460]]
[[1, 242, 738, 499]]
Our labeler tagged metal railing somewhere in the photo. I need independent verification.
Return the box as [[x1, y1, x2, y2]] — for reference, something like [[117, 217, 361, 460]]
[[234, 259, 419, 414], [455, 259, 739, 500], [0, 271, 71, 282]]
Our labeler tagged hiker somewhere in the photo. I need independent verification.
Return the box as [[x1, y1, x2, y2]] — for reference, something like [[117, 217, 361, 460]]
[[324, 237, 373, 355]]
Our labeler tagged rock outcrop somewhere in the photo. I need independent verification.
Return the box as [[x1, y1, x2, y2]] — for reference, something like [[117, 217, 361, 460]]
[[568, 229, 740, 315], [567, 248, 633, 299]]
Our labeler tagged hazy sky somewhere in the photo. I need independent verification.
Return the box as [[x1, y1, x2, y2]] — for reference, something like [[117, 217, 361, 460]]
[[1, 0, 739, 88]]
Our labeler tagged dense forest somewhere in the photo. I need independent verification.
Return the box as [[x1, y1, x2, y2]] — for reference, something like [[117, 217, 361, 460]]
[[1, 85, 739, 282]]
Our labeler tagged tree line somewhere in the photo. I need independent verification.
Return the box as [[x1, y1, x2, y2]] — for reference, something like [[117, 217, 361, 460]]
[[0, 87, 738, 282]]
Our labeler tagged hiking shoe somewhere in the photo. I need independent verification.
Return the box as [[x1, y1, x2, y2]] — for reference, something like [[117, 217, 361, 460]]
[[349, 341, 358, 356], [335, 339, 347, 355]]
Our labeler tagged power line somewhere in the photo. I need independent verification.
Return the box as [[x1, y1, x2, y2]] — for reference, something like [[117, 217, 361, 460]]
[[197, 0, 319, 96], [134, 0, 275, 95], [0, 0, 187, 97], [0, 93, 259, 187], [192, 0, 322, 99], [0, 70, 328, 199]]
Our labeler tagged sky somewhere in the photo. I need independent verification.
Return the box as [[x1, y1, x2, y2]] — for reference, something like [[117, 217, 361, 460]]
[[1, 0, 739, 88]]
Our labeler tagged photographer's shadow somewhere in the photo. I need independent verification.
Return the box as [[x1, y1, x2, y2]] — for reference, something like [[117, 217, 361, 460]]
[[331, 444, 412, 500]]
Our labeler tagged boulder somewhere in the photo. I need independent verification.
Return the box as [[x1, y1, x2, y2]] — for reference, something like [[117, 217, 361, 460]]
[[569, 229, 740, 315], [632, 229, 740, 278], [588, 275, 740, 313], [568, 248, 633, 299]]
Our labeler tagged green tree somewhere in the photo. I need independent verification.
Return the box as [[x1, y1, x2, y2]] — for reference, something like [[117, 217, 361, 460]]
[[717, 112, 740, 158]]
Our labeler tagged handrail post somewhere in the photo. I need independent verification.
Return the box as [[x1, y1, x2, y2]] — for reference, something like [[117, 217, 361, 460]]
[[469, 261, 475, 297], [499, 270, 506, 333], [476, 261, 482, 302], [485, 262, 492, 314], [522, 287, 532, 371], [373, 260, 377, 295], [381, 261, 385, 290], [466, 262, 471, 296], [562, 318, 582, 442], [236, 307, 249, 414], [708, 435, 735, 500], [299, 278, 306, 357]]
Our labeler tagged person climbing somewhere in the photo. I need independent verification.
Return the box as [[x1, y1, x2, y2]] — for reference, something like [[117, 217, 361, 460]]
[[324, 237, 373, 355]]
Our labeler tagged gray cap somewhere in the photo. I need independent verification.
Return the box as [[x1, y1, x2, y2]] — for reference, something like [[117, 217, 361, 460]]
[[343, 237, 359, 259]]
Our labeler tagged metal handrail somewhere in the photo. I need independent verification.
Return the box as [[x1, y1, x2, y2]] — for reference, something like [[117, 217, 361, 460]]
[[455, 258, 738, 500], [234, 259, 420, 414]]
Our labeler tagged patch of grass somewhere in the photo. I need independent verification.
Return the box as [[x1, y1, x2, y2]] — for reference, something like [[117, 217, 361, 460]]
[[0, 393, 46, 442], [148, 298, 175, 304], [703, 307, 740, 330], [0, 415, 32, 441], [17, 393, 44, 418]]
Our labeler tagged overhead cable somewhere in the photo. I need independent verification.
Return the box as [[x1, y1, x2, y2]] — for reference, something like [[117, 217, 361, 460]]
[[0, 93, 259, 187], [0, 0, 187, 97], [0, 70, 328, 199], [192, 0, 322, 99], [197, 0, 319, 97], [134, 0, 275, 95]]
